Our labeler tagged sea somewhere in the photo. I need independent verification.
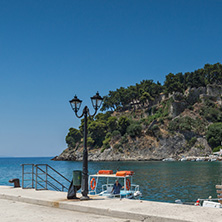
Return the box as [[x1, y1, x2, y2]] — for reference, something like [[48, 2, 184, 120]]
[[1, 157, 222, 203]]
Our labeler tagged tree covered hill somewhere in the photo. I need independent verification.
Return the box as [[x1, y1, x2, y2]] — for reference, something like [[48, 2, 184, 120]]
[[101, 63, 222, 111], [55, 63, 222, 161]]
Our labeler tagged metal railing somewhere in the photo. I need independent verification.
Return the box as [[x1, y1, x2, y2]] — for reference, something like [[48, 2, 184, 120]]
[[21, 164, 71, 191], [21, 164, 35, 189]]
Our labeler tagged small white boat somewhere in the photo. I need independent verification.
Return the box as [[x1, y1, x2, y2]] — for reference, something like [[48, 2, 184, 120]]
[[180, 157, 187, 161], [195, 199, 222, 208], [196, 157, 205, 161], [208, 155, 217, 162], [194, 185, 222, 208], [88, 170, 142, 199], [203, 201, 222, 208], [209, 158, 217, 162], [162, 158, 176, 161]]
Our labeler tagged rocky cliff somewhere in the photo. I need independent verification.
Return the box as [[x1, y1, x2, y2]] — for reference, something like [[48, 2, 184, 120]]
[[54, 84, 221, 161], [54, 134, 212, 161]]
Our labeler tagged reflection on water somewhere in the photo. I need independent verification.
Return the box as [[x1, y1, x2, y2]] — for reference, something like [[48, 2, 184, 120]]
[[0, 158, 222, 203]]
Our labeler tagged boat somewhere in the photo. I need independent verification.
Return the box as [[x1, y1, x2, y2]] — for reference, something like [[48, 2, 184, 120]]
[[196, 157, 205, 161], [176, 197, 222, 208], [88, 170, 142, 199], [194, 185, 222, 208], [209, 158, 217, 162], [162, 158, 176, 161], [180, 157, 187, 161], [194, 198, 222, 208], [208, 155, 217, 162]]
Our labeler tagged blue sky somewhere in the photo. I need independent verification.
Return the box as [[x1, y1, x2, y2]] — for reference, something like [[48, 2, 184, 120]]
[[0, 0, 222, 157]]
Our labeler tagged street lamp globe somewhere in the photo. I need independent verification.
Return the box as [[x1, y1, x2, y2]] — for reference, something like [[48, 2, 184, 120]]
[[90, 92, 103, 110], [69, 95, 82, 112]]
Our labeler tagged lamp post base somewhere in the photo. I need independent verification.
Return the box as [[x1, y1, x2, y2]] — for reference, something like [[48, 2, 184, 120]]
[[80, 195, 90, 201]]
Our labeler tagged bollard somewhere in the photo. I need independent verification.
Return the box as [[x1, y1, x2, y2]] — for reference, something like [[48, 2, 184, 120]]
[[9, 178, 20, 188]]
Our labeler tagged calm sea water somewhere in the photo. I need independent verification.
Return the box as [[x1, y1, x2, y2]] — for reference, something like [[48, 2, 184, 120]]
[[1, 157, 222, 203]]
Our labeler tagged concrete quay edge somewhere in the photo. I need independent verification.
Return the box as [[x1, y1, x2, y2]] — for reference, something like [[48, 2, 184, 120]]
[[0, 190, 179, 222], [0, 186, 222, 222]]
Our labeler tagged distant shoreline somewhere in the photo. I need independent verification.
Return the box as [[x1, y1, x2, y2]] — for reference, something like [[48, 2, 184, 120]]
[[0, 156, 54, 158]]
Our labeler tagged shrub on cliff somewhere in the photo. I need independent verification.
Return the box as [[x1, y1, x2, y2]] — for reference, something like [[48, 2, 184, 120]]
[[107, 116, 118, 132], [88, 121, 107, 147], [103, 137, 111, 149], [168, 117, 193, 132], [120, 134, 128, 144], [212, 146, 222, 153], [200, 106, 222, 122], [127, 123, 142, 138], [87, 137, 95, 148], [65, 128, 82, 148], [206, 122, 222, 149], [111, 130, 121, 139], [103, 132, 111, 149], [188, 137, 197, 146], [118, 116, 130, 135]]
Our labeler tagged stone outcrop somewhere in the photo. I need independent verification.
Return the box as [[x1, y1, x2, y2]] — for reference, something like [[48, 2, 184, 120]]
[[170, 100, 187, 118], [207, 84, 222, 97], [54, 148, 77, 161], [186, 87, 206, 104], [182, 138, 212, 157], [54, 134, 211, 161], [169, 85, 222, 118]]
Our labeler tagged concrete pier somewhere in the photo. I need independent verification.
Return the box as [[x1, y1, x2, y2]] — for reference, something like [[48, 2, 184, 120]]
[[0, 186, 222, 222]]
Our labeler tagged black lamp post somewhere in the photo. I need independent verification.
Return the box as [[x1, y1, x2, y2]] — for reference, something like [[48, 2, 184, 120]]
[[69, 92, 103, 200]]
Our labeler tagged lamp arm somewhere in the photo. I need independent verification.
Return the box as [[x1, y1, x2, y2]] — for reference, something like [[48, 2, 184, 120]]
[[69, 103, 85, 118], [75, 111, 84, 119], [87, 107, 98, 118]]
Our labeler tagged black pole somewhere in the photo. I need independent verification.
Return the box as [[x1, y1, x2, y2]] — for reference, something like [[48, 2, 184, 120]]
[[81, 106, 89, 200], [69, 92, 103, 200]]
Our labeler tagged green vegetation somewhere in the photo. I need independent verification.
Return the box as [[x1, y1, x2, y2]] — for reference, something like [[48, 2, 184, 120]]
[[188, 137, 197, 146], [102, 133, 111, 149], [168, 117, 193, 132], [206, 123, 222, 149], [88, 121, 106, 147], [200, 99, 222, 122], [101, 80, 163, 111], [118, 116, 130, 135], [111, 130, 121, 138], [87, 137, 94, 148], [127, 122, 142, 138], [65, 63, 222, 152], [101, 63, 222, 111], [107, 116, 117, 132], [213, 146, 222, 153], [65, 112, 143, 151], [65, 128, 82, 148], [168, 116, 207, 134]]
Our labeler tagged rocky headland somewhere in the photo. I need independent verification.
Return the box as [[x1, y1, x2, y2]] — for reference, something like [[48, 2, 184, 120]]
[[54, 83, 222, 162]]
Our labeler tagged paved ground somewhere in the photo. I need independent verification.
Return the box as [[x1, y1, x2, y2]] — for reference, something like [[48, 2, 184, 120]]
[[0, 186, 222, 222], [0, 199, 133, 222]]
